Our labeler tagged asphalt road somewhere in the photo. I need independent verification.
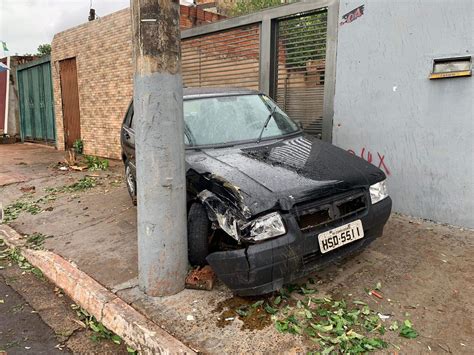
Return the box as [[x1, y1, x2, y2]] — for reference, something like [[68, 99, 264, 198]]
[[0, 275, 66, 354]]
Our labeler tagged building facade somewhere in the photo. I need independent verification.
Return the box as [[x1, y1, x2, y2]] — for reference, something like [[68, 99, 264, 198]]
[[333, 0, 473, 228], [50, 0, 473, 228], [51, 6, 224, 158]]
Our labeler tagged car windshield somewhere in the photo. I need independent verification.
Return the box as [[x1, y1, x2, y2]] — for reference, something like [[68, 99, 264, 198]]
[[184, 94, 299, 147]]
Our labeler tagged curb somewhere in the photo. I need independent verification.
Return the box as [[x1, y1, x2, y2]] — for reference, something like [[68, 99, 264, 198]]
[[0, 225, 196, 354]]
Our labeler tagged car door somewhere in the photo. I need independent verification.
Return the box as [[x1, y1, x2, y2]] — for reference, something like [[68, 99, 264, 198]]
[[121, 102, 136, 173]]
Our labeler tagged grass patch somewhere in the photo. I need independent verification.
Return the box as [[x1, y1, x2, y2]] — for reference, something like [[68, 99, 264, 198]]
[[71, 304, 136, 353], [0, 242, 44, 280], [1, 177, 98, 225], [25, 232, 51, 250], [46, 176, 97, 194], [73, 139, 83, 154], [84, 155, 109, 171], [2, 201, 41, 224]]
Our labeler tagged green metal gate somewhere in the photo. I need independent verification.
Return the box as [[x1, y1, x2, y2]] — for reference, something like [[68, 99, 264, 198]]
[[17, 56, 56, 143]]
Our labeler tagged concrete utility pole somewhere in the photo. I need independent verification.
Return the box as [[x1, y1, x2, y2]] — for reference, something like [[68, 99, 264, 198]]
[[131, 0, 188, 296]]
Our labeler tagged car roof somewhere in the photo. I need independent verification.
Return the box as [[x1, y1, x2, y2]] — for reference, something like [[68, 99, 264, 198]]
[[183, 87, 261, 99]]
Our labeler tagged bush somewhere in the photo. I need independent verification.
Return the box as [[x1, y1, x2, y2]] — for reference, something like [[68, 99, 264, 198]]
[[84, 155, 109, 171]]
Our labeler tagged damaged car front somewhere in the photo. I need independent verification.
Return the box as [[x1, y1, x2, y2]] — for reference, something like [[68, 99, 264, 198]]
[[121, 88, 392, 296]]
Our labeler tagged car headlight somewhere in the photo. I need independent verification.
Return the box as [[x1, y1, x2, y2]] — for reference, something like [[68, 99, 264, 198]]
[[370, 180, 389, 204], [246, 212, 286, 242]]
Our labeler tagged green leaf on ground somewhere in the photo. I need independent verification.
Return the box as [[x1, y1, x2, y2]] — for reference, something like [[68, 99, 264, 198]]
[[389, 321, 399, 331], [264, 303, 278, 315], [289, 323, 303, 335], [251, 300, 264, 308], [400, 319, 418, 339], [235, 307, 249, 317], [321, 345, 335, 354], [275, 320, 289, 332], [274, 296, 282, 305]]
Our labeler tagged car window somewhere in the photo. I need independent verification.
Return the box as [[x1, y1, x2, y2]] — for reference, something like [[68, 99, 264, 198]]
[[124, 103, 133, 128], [183, 94, 298, 147], [130, 110, 135, 131]]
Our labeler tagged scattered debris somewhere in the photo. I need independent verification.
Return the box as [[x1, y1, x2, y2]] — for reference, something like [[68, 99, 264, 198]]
[[20, 185, 36, 193], [213, 296, 272, 331], [46, 177, 97, 194], [185, 265, 216, 291], [59, 166, 69, 171], [54, 287, 64, 298], [1, 200, 42, 224], [389, 321, 399, 331], [370, 290, 383, 299], [25, 233, 50, 250], [65, 149, 77, 166], [213, 280, 420, 353], [2, 177, 98, 224], [70, 165, 87, 171], [186, 315, 195, 321], [377, 313, 390, 321]]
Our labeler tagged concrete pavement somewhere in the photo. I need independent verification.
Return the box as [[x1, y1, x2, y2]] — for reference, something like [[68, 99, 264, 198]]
[[1, 143, 473, 353]]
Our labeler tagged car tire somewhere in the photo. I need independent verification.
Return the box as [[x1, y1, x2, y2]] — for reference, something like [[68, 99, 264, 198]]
[[187, 203, 210, 266], [125, 162, 137, 206]]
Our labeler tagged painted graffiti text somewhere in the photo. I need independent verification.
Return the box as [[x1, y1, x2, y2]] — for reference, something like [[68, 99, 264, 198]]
[[348, 148, 391, 176]]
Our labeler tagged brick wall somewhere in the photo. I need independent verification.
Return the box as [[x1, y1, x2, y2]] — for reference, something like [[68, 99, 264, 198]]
[[52, 6, 224, 159]]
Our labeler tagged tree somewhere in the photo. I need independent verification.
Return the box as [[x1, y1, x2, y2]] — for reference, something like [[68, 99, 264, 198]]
[[37, 44, 51, 56], [226, 0, 295, 16], [279, 10, 327, 69]]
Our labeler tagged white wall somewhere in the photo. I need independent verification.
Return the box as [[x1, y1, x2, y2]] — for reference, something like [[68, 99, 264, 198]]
[[333, 0, 473, 228]]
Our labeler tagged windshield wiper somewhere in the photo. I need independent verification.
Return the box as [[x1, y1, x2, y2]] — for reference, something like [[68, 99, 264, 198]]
[[256, 105, 277, 143]]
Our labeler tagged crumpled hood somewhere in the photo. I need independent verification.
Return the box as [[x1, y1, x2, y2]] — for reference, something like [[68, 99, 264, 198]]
[[186, 134, 385, 216]]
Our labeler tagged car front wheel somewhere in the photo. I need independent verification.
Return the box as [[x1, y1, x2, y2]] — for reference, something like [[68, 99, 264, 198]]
[[187, 203, 210, 266]]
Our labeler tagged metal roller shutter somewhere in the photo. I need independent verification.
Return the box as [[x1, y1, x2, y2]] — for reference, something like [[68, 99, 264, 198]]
[[182, 24, 260, 90], [275, 9, 328, 138]]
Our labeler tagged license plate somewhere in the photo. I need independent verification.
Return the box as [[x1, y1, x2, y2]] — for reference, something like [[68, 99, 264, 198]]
[[318, 220, 364, 254]]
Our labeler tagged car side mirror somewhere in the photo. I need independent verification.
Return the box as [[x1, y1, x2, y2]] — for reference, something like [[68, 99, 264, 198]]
[[294, 120, 303, 129]]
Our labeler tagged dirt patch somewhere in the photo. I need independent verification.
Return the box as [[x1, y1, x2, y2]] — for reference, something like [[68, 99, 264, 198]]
[[213, 296, 273, 330]]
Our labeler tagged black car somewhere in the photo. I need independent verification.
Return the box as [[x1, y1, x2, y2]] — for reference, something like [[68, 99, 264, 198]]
[[121, 87, 392, 296]]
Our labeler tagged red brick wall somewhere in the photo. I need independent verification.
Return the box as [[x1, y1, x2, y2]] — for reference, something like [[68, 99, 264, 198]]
[[51, 6, 224, 159]]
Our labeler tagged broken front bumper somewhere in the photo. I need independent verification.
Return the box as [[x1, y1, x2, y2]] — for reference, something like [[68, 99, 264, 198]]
[[206, 197, 392, 296]]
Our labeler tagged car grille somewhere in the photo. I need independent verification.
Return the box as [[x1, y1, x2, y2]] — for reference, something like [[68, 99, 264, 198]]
[[294, 189, 368, 232]]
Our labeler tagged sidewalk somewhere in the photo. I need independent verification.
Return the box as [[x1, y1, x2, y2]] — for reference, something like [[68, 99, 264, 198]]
[[1, 143, 473, 353]]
